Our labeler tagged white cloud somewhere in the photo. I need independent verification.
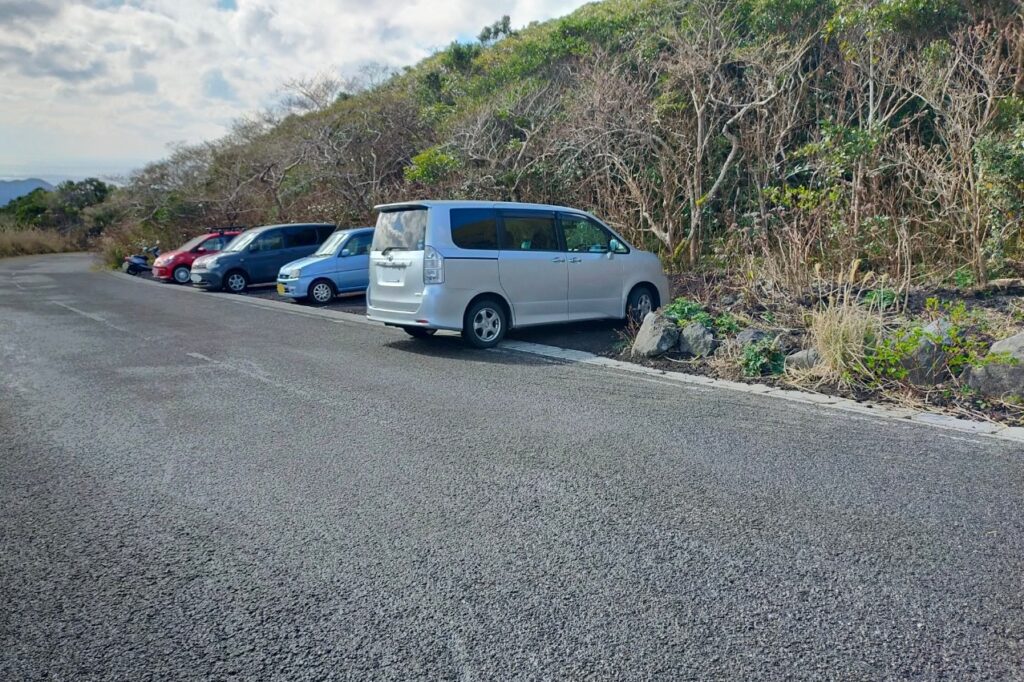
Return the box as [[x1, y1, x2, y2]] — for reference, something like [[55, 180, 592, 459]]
[[0, 0, 589, 180]]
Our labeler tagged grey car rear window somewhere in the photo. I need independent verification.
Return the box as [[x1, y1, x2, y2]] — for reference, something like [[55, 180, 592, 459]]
[[373, 209, 428, 252]]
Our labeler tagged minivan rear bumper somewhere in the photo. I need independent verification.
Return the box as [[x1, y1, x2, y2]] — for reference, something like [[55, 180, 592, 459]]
[[366, 286, 466, 331]]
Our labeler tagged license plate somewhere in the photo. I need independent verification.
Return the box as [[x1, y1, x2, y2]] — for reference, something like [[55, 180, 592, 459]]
[[377, 266, 403, 284], [190, 274, 202, 283], [277, 283, 286, 295]]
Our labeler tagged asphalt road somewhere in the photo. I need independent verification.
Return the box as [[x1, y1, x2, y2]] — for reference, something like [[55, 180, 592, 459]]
[[2, 253, 1022, 680]]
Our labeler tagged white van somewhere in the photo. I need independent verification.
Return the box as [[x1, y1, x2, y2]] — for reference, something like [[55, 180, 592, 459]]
[[366, 201, 670, 348]]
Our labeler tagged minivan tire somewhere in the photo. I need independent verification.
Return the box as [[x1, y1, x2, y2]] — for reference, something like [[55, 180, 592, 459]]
[[224, 270, 248, 294], [403, 327, 437, 339], [463, 298, 507, 349], [626, 285, 655, 324], [307, 278, 335, 305], [172, 266, 190, 284]]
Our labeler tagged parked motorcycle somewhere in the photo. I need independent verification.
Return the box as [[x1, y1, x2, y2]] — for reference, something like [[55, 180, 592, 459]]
[[122, 243, 161, 276]]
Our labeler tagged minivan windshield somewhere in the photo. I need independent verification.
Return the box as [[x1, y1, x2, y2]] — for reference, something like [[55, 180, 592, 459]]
[[315, 231, 346, 256], [372, 209, 427, 253], [222, 231, 258, 252]]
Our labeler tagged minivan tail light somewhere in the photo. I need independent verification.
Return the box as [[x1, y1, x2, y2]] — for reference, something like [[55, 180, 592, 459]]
[[423, 245, 444, 284]]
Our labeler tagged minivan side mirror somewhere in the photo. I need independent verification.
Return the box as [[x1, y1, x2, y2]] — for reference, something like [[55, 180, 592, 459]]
[[609, 238, 628, 254], [340, 248, 351, 257], [194, 246, 206, 253]]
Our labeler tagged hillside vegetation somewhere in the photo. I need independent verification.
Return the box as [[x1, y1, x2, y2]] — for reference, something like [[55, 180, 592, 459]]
[[0, 178, 114, 257], [22, 0, 1024, 290]]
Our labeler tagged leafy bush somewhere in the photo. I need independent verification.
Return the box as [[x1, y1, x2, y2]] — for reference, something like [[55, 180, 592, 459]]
[[404, 147, 461, 184], [714, 313, 741, 335], [662, 297, 717, 329], [741, 338, 785, 376]]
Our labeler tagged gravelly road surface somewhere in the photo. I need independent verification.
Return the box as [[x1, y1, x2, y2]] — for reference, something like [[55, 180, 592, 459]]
[[2, 253, 1023, 680]]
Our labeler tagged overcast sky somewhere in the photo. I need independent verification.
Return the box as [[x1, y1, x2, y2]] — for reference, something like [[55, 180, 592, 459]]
[[0, 0, 589, 183]]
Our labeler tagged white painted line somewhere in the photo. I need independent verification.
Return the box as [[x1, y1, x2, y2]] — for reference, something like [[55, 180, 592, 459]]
[[50, 300, 132, 334], [110, 269, 1024, 445]]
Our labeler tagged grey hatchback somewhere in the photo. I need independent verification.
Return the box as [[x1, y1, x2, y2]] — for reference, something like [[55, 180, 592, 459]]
[[190, 223, 335, 293]]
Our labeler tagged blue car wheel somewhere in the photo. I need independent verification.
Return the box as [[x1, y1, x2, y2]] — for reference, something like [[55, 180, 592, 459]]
[[308, 279, 335, 305]]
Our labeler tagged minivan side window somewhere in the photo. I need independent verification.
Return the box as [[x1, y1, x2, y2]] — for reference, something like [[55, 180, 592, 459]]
[[251, 230, 284, 252], [500, 212, 559, 251], [450, 209, 499, 250], [287, 225, 319, 248], [561, 214, 626, 254]]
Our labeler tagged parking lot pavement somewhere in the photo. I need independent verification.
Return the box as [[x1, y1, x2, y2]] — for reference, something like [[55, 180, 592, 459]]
[[135, 273, 626, 355], [239, 281, 626, 355], [5, 254, 1023, 680]]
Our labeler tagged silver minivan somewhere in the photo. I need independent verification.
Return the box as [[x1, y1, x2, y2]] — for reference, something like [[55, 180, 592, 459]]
[[366, 201, 669, 348]]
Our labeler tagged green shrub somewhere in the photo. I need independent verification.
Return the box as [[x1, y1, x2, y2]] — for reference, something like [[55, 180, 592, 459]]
[[404, 147, 461, 184], [862, 287, 897, 310], [741, 338, 785, 377], [662, 297, 716, 328], [714, 312, 741, 335]]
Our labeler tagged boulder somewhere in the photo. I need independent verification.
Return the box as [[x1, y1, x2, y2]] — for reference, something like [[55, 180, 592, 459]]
[[785, 348, 821, 370], [966, 330, 1024, 400], [678, 322, 718, 358], [901, 319, 953, 385], [631, 311, 679, 358], [736, 328, 768, 346]]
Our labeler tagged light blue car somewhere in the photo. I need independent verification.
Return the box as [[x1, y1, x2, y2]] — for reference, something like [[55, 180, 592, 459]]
[[276, 227, 374, 304]]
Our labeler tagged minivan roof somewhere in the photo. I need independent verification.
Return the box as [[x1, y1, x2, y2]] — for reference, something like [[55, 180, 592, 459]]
[[374, 200, 593, 215]]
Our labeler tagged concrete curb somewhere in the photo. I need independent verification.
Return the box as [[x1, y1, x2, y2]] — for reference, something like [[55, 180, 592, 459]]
[[109, 270, 1024, 445]]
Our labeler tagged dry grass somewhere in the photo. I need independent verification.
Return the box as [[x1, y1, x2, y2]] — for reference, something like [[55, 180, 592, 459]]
[[804, 289, 884, 387], [0, 229, 74, 258]]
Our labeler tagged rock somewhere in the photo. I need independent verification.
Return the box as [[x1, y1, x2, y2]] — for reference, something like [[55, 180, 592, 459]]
[[678, 322, 718, 358], [631, 311, 679, 358], [736, 328, 768, 346], [785, 348, 821, 370], [901, 318, 954, 385], [721, 293, 738, 306], [979, 278, 1024, 294], [966, 330, 1024, 400]]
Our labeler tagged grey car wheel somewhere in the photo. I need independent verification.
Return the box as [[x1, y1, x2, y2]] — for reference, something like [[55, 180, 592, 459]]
[[463, 299, 506, 349], [627, 286, 655, 323], [225, 271, 247, 293], [309, 279, 335, 305], [172, 266, 190, 284]]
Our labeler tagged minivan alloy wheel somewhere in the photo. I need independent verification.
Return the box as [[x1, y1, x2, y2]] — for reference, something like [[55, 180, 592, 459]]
[[627, 286, 655, 323], [172, 266, 190, 284], [635, 292, 653, 318], [473, 307, 502, 342]]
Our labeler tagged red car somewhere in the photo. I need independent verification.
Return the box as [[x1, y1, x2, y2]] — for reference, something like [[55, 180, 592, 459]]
[[151, 231, 240, 284]]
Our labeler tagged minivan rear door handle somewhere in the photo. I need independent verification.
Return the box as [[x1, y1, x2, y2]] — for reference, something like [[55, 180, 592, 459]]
[[568, 257, 582, 263], [551, 257, 566, 263]]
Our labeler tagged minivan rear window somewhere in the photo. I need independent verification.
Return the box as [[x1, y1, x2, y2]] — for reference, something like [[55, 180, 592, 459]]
[[287, 225, 319, 248], [373, 208, 428, 253], [450, 208, 498, 249]]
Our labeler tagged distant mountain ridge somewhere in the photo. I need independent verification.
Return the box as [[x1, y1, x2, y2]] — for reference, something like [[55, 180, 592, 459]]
[[0, 178, 54, 207]]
